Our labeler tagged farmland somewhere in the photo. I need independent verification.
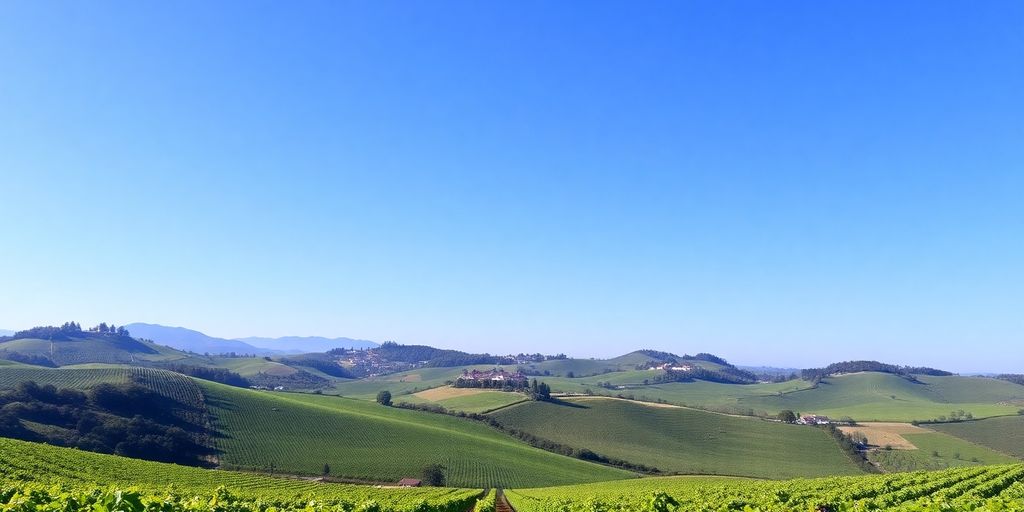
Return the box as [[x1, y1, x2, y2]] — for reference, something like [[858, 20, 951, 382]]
[[489, 397, 864, 479], [402, 387, 526, 413], [0, 437, 481, 512], [931, 415, 1024, 459], [867, 430, 1019, 472], [506, 464, 1024, 512], [199, 380, 633, 487]]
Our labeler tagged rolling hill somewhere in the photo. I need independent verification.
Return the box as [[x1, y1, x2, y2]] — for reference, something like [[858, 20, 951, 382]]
[[0, 331, 189, 366], [930, 415, 1024, 459], [198, 380, 633, 487], [489, 396, 865, 479]]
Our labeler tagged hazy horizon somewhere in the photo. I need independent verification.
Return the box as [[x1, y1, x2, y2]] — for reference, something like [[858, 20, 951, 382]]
[[2, 2, 1022, 373]]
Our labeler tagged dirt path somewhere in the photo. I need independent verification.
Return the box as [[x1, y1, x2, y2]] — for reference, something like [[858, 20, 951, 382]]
[[496, 489, 516, 512]]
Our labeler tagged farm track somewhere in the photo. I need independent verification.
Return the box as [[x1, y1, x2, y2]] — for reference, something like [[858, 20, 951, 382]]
[[496, 488, 516, 512]]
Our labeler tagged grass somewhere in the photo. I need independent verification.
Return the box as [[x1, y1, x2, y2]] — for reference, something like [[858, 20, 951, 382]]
[[489, 396, 865, 479], [198, 380, 633, 488], [930, 415, 1024, 459], [868, 430, 1019, 472], [400, 387, 528, 413], [327, 365, 496, 399]]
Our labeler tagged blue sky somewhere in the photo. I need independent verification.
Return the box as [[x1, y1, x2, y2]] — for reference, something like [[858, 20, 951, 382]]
[[1, 2, 1022, 371]]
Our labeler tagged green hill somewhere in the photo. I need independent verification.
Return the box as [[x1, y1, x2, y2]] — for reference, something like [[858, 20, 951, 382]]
[[930, 415, 1024, 459], [0, 332, 189, 366], [198, 380, 633, 487], [736, 373, 1024, 422], [489, 396, 865, 479]]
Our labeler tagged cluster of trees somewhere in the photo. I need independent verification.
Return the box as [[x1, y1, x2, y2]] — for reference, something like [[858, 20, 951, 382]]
[[912, 410, 975, 424], [0, 350, 57, 367], [997, 374, 1024, 386], [160, 364, 249, 387], [801, 361, 952, 381], [648, 365, 759, 385], [820, 423, 879, 474], [8, 322, 131, 341], [528, 379, 551, 401], [0, 381, 211, 466]]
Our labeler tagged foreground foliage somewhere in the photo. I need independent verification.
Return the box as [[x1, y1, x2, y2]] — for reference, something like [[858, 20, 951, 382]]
[[506, 464, 1024, 511], [0, 438, 479, 512]]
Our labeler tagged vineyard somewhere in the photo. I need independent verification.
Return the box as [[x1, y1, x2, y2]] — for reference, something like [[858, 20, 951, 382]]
[[0, 366, 207, 409], [0, 437, 481, 512], [506, 464, 1024, 511], [198, 381, 631, 488]]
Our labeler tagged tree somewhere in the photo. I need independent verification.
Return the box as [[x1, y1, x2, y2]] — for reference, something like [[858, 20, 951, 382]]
[[376, 390, 392, 406], [421, 463, 445, 486], [777, 410, 797, 423], [322, 463, 331, 477]]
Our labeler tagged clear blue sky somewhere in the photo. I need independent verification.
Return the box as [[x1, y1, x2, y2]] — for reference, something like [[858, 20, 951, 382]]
[[1, 2, 1022, 372]]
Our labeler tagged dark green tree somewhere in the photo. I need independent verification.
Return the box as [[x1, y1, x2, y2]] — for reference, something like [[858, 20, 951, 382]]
[[421, 463, 445, 486], [777, 410, 797, 423], [376, 390, 392, 406], [322, 463, 330, 477]]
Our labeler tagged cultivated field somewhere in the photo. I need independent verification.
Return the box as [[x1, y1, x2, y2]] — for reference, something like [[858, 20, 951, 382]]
[[403, 386, 526, 412], [489, 396, 864, 479], [931, 415, 1024, 459], [0, 437, 481, 512], [506, 464, 1024, 512], [868, 431, 1019, 472], [199, 381, 632, 487]]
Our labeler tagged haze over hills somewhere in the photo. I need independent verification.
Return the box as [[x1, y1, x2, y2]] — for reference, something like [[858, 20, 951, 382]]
[[124, 323, 378, 355], [236, 335, 378, 353], [0, 330, 13, 337]]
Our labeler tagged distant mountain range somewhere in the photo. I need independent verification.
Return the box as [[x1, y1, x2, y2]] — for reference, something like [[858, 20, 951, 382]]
[[123, 323, 377, 355], [235, 335, 378, 353]]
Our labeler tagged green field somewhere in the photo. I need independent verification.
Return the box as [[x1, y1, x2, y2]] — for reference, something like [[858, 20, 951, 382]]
[[199, 381, 633, 487], [546, 372, 1024, 421], [0, 437, 480, 512], [931, 415, 1024, 459], [398, 388, 527, 413], [489, 397, 864, 479], [506, 464, 1024, 512], [869, 431, 1019, 472]]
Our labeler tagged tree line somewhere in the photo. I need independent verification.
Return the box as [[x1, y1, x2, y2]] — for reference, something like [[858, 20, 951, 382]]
[[0, 381, 212, 466], [801, 361, 952, 381]]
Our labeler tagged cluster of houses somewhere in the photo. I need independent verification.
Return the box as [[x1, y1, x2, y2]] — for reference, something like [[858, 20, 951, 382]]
[[797, 414, 832, 425], [249, 385, 286, 391], [647, 362, 693, 372], [455, 368, 528, 384]]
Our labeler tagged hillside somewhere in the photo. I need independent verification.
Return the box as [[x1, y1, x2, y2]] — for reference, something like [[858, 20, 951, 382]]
[[198, 380, 633, 487], [489, 396, 865, 479], [0, 331, 189, 367], [931, 415, 1024, 459], [0, 437, 481, 508]]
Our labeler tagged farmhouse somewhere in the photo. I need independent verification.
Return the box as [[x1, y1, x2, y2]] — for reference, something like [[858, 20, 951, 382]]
[[456, 368, 527, 384], [648, 362, 693, 372], [797, 414, 832, 425]]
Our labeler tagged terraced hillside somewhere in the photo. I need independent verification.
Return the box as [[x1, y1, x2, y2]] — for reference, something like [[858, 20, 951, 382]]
[[0, 437, 481, 512], [0, 365, 206, 406], [199, 381, 633, 487], [490, 396, 864, 479]]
